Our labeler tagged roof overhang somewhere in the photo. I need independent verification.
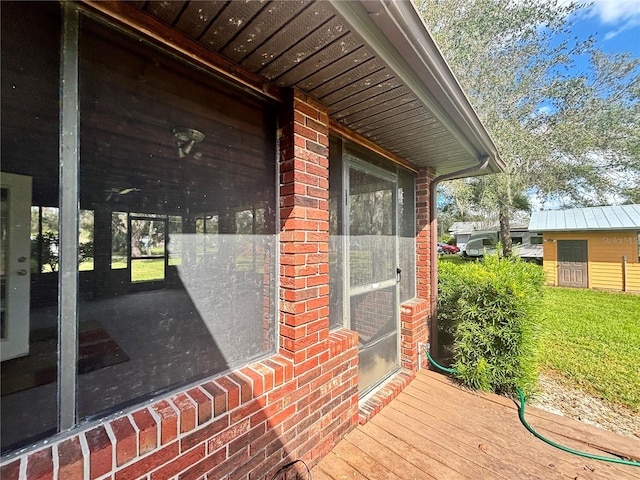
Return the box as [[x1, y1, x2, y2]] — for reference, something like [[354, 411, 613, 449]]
[[83, 0, 502, 177]]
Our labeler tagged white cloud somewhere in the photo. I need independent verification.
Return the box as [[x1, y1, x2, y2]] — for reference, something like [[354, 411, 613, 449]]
[[587, 0, 640, 24], [583, 0, 640, 39]]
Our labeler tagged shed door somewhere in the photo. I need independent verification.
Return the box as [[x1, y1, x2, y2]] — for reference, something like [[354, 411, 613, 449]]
[[558, 240, 588, 288]]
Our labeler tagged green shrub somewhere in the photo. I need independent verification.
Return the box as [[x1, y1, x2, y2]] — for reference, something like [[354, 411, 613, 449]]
[[437, 254, 545, 398]]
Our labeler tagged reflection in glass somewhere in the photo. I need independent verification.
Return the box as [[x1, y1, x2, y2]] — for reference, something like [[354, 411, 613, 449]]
[[76, 18, 277, 420], [349, 168, 395, 287], [0, 1, 61, 453]]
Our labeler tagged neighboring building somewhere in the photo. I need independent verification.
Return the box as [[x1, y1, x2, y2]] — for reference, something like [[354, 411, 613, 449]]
[[529, 205, 640, 291], [447, 221, 488, 250], [0, 1, 501, 478]]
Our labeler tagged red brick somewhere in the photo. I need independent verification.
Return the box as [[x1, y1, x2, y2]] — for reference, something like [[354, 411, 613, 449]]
[[177, 448, 226, 480], [132, 409, 158, 455], [293, 101, 322, 121], [111, 416, 138, 466], [228, 450, 266, 480], [172, 394, 196, 434], [114, 442, 179, 480], [152, 400, 178, 445], [85, 426, 113, 479], [207, 446, 249, 479], [201, 381, 227, 417], [250, 363, 274, 392], [207, 417, 251, 453], [271, 356, 294, 382], [26, 448, 53, 480], [262, 360, 285, 386], [0, 460, 20, 480], [58, 436, 84, 480], [180, 414, 229, 452], [187, 387, 212, 425], [229, 371, 253, 404], [240, 366, 265, 397], [149, 444, 205, 480], [216, 377, 240, 411], [268, 403, 297, 429]]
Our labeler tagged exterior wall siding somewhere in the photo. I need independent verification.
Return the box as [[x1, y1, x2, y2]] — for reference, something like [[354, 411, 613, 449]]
[[542, 231, 640, 292]]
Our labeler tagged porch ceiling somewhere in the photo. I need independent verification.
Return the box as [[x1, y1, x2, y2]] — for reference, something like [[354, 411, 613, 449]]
[[117, 0, 503, 177]]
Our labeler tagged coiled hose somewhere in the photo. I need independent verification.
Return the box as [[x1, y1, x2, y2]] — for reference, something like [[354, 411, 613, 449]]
[[424, 346, 640, 468]]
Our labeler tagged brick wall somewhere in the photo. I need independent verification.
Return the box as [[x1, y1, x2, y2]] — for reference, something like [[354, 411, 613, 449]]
[[0, 336, 357, 480], [0, 89, 359, 480]]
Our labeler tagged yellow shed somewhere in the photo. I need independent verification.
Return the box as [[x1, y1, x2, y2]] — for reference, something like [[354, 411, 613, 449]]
[[529, 205, 640, 292]]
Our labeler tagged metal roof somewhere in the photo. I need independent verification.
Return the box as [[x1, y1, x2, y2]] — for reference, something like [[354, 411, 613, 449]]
[[529, 205, 640, 232], [94, 0, 502, 177]]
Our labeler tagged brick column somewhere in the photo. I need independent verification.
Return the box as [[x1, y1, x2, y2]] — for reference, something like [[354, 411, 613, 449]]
[[416, 168, 434, 301], [401, 167, 435, 370], [278, 89, 330, 373]]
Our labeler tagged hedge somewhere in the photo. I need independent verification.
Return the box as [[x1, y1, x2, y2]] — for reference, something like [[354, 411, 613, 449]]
[[437, 254, 545, 398]]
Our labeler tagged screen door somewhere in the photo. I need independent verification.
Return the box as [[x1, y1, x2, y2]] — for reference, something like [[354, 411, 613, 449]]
[[347, 161, 399, 394]]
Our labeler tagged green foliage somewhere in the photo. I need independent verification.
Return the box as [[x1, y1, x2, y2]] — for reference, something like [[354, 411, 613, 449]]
[[438, 234, 455, 245], [417, 0, 640, 253], [438, 254, 545, 397], [31, 232, 59, 272], [539, 287, 640, 411]]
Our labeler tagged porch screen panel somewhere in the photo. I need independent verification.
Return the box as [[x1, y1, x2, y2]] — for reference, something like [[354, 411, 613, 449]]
[[398, 169, 416, 302], [328, 138, 344, 329], [76, 18, 277, 420], [0, 2, 61, 453]]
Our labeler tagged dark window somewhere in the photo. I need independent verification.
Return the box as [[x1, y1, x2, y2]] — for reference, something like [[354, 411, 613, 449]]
[[1, 1, 61, 452], [530, 236, 543, 245], [1, 5, 277, 452], [512, 237, 523, 245]]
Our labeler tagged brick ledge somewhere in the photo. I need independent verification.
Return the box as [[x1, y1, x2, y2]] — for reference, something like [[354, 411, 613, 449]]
[[358, 369, 415, 425]]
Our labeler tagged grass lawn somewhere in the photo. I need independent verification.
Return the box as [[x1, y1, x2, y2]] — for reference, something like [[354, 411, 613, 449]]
[[538, 287, 640, 412]]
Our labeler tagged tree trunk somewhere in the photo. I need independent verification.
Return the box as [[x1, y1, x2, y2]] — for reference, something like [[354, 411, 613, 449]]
[[499, 206, 512, 257]]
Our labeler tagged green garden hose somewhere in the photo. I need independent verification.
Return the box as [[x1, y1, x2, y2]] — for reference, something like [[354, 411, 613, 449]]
[[424, 345, 640, 468]]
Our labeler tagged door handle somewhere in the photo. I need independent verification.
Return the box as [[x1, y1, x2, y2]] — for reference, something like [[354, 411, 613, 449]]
[[17, 269, 28, 276], [396, 267, 402, 282]]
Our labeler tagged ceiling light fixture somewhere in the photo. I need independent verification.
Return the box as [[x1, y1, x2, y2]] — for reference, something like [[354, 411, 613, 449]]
[[173, 127, 205, 158]]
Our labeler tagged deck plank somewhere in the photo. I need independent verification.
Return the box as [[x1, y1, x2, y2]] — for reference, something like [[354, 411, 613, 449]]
[[313, 371, 640, 480], [332, 435, 408, 480], [343, 428, 439, 479], [315, 452, 369, 480], [418, 369, 640, 462], [360, 420, 471, 480], [411, 371, 640, 479], [393, 389, 609, 480]]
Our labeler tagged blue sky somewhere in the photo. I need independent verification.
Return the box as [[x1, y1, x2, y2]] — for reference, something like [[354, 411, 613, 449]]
[[570, 0, 640, 60]]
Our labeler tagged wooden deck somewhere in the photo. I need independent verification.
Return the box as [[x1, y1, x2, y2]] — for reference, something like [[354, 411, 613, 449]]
[[313, 370, 640, 480]]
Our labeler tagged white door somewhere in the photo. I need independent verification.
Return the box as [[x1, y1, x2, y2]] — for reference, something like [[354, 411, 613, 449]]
[[1, 172, 32, 361]]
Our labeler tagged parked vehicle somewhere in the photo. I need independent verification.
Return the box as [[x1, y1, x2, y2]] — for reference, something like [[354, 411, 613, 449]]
[[438, 242, 460, 254], [462, 230, 542, 264]]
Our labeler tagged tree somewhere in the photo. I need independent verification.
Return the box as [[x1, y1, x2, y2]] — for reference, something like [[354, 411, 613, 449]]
[[416, 0, 640, 255]]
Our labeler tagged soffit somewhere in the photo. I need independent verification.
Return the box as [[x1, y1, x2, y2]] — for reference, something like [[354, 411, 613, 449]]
[[118, 0, 500, 176]]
